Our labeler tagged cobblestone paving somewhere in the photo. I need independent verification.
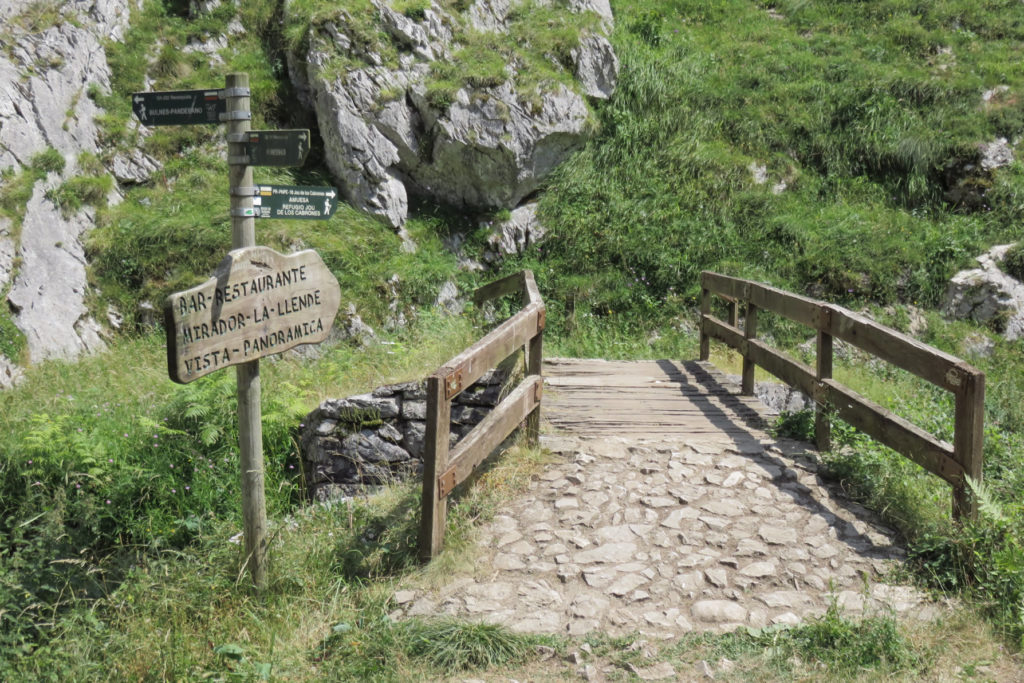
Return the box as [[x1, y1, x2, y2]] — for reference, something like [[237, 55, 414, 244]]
[[393, 433, 941, 639]]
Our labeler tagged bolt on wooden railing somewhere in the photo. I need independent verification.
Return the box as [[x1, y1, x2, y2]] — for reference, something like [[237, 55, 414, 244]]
[[419, 271, 545, 561], [699, 271, 984, 521]]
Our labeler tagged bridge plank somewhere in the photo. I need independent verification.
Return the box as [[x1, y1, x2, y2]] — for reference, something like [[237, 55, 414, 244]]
[[543, 359, 775, 440]]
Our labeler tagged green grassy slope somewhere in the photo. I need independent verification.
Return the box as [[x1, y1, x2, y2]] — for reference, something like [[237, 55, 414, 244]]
[[510, 0, 1024, 346]]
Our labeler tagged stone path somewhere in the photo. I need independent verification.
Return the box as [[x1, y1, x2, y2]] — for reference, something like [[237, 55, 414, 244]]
[[391, 360, 939, 639]]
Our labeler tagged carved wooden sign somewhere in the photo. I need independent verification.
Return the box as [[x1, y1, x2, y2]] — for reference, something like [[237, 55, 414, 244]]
[[164, 246, 341, 383]]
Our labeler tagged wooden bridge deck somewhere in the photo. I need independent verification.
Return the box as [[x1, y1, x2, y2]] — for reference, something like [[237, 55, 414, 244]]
[[542, 358, 774, 438]]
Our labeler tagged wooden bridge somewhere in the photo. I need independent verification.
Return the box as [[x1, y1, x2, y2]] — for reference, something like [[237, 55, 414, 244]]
[[417, 271, 985, 560], [543, 358, 771, 439]]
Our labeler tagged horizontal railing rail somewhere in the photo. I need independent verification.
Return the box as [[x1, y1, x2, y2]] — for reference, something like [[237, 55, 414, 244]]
[[419, 271, 545, 560], [699, 271, 984, 520]]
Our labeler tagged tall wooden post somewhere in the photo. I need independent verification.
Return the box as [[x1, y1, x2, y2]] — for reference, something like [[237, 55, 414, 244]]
[[953, 369, 984, 521], [815, 306, 833, 453], [226, 73, 267, 591], [419, 374, 451, 561], [699, 283, 710, 362], [741, 303, 758, 396]]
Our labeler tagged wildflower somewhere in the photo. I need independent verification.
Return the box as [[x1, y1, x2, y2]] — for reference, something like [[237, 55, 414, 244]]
[[171, 488, 176, 493], [105, 499, 111, 504]]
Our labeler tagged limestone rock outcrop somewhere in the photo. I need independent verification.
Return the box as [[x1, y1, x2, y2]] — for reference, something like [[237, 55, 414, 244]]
[[0, 1, 139, 366], [944, 136, 1015, 209], [942, 244, 1024, 339], [288, 0, 618, 229], [482, 202, 547, 264], [7, 183, 106, 362]]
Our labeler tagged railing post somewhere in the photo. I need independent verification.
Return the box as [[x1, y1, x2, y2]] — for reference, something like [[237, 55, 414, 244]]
[[419, 374, 451, 561], [741, 303, 758, 396], [815, 308, 833, 452], [699, 283, 711, 361], [952, 370, 984, 521], [526, 310, 544, 446]]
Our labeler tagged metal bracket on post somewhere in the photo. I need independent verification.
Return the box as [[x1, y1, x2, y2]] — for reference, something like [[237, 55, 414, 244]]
[[220, 110, 251, 122], [437, 468, 457, 498], [221, 87, 251, 98], [444, 367, 464, 400]]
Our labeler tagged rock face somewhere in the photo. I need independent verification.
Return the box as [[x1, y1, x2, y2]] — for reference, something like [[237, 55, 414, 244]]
[[482, 202, 547, 264], [944, 137, 1015, 209], [7, 183, 106, 362], [301, 369, 509, 500], [288, 0, 618, 229], [943, 244, 1024, 339], [0, 1, 138, 366]]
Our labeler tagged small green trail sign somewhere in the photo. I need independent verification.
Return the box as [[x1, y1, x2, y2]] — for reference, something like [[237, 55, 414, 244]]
[[248, 184, 338, 220], [233, 130, 311, 167], [131, 89, 226, 126]]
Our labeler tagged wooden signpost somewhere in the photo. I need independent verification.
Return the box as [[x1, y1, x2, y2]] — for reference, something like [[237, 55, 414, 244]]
[[134, 73, 340, 591], [164, 247, 340, 383]]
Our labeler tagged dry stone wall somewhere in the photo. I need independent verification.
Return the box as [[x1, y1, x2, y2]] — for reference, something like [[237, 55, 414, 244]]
[[301, 369, 508, 500]]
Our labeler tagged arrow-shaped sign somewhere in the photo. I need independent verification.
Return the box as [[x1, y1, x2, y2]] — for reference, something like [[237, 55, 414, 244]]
[[131, 89, 225, 126], [245, 184, 338, 220]]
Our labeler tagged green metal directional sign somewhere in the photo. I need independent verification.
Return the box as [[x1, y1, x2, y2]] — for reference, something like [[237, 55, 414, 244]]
[[243, 130, 310, 167], [131, 89, 225, 126], [250, 185, 338, 220]]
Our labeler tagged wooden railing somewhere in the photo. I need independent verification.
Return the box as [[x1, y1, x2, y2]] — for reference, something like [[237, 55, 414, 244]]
[[699, 272, 984, 520], [418, 271, 545, 560]]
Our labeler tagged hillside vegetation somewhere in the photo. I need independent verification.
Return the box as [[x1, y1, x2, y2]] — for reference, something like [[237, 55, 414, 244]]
[[2, 0, 1024, 679]]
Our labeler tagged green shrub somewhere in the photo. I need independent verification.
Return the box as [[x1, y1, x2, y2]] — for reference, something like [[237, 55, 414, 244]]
[[29, 148, 65, 175], [909, 478, 1024, 647], [1002, 243, 1024, 282], [45, 174, 113, 216]]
